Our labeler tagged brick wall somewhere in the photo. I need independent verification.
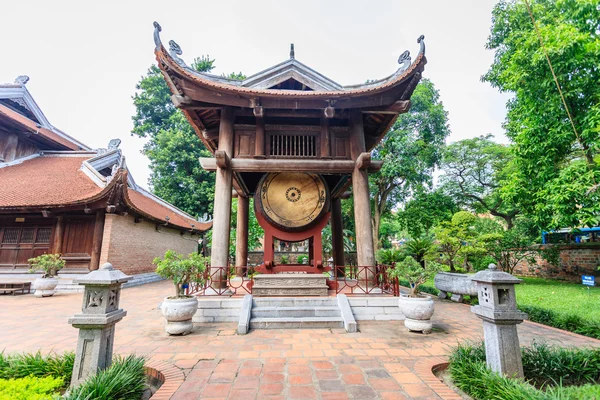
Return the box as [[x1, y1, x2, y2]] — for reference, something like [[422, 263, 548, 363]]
[[99, 214, 199, 275], [514, 244, 600, 282]]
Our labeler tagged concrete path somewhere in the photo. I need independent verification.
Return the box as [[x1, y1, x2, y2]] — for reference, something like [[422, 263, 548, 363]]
[[0, 280, 597, 399]]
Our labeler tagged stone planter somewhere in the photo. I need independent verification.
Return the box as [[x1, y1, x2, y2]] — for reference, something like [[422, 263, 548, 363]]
[[398, 294, 435, 334], [434, 272, 477, 302], [160, 296, 198, 335], [33, 277, 59, 297]]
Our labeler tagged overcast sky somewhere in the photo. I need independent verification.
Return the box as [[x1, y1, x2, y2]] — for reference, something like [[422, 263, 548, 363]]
[[1, 0, 510, 190]]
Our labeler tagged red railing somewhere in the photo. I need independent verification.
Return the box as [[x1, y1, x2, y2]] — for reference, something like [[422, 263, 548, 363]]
[[185, 266, 253, 296], [334, 265, 399, 296], [185, 265, 398, 296]]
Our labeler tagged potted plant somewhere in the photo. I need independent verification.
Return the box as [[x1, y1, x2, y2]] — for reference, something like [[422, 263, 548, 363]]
[[388, 256, 442, 334], [29, 254, 65, 297], [154, 250, 207, 335]]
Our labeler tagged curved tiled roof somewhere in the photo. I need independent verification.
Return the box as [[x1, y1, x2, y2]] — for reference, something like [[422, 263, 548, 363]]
[[0, 154, 211, 232], [153, 21, 426, 100]]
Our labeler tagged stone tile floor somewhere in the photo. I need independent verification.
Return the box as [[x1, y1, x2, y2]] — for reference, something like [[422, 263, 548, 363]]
[[1, 280, 598, 399]]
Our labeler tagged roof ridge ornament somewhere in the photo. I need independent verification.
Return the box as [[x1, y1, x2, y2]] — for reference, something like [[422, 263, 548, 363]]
[[168, 40, 187, 67], [290, 43, 295, 60], [14, 75, 30, 85], [397, 51, 411, 72], [153, 21, 162, 51], [417, 34, 425, 54]]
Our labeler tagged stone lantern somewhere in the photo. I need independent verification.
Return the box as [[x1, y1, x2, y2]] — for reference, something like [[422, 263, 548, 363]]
[[68, 262, 131, 386], [471, 263, 528, 378]]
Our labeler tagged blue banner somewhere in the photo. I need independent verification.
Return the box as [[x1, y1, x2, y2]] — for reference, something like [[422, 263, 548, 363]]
[[582, 275, 595, 286]]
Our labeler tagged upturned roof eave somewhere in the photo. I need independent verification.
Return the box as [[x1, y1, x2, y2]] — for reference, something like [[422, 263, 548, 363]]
[[152, 21, 426, 104]]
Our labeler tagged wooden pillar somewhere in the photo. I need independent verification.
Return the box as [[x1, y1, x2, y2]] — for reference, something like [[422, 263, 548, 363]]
[[331, 197, 345, 276], [255, 117, 265, 158], [320, 118, 330, 158], [235, 195, 249, 276], [89, 210, 105, 271], [210, 107, 235, 288], [52, 216, 64, 254], [349, 109, 376, 267]]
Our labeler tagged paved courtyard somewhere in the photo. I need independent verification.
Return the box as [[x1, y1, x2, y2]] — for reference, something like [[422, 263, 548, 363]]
[[1, 280, 598, 399]]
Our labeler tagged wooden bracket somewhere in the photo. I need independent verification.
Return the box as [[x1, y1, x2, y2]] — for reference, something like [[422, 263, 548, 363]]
[[356, 152, 372, 170], [202, 128, 219, 140], [324, 106, 335, 118], [215, 150, 230, 169]]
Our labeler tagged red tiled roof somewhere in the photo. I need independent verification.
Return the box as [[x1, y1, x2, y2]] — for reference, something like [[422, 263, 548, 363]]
[[0, 155, 103, 207], [0, 155, 211, 232], [125, 187, 211, 231]]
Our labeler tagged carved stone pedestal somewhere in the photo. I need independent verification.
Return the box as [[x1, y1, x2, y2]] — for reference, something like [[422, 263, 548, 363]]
[[252, 274, 328, 296]]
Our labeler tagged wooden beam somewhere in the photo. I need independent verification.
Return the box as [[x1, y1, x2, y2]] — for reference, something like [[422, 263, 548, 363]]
[[320, 118, 330, 158], [215, 150, 230, 169], [199, 157, 382, 174], [255, 117, 266, 158], [361, 100, 411, 115], [202, 128, 219, 140], [356, 152, 371, 170]]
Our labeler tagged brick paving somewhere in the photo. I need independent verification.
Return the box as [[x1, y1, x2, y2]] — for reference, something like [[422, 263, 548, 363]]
[[1, 280, 598, 399]]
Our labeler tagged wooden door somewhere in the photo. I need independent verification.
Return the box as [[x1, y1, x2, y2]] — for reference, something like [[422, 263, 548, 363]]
[[0, 224, 53, 269]]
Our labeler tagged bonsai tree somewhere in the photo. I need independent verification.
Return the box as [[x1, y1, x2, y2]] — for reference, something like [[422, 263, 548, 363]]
[[28, 254, 65, 278], [388, 256, 442, 297], [153, 250, 207, 297]]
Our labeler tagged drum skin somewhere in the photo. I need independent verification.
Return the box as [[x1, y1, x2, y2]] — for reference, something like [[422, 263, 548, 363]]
[[255, 172, 329, 232]]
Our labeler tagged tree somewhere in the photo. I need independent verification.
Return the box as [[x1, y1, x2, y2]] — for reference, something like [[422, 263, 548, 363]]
[[370, 79, 450, 249], [480, 218, 539, 274], [440, 135, 519, 228], [433, 211, 486, 272], [398, 188, 458, 238], [132, 56, 245, 218], [483, 0, 600, 229]]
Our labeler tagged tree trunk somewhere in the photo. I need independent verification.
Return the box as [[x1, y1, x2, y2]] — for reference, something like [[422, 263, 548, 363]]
[[372, 206, 381, 251]]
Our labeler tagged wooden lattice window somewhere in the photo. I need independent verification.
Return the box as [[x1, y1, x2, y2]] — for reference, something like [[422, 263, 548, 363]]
[[269, 134, 317, 158], [36, 228, 52, 244]]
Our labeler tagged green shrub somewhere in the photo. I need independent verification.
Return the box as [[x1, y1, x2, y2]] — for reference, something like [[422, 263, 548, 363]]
[[449, 342, 600, 400], [0, 352, 74, 382], [519, 304, 600, 340], [64, 355, 146, 400], [0, 375, 64, 400], [28, 254, 65, 278], [154, 250, 207, 297]]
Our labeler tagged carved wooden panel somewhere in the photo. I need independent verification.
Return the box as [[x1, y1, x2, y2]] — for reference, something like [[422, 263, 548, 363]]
[[330, 132, 350, 159], [256, 172, 329, 232], [234, 130, 255, 157]]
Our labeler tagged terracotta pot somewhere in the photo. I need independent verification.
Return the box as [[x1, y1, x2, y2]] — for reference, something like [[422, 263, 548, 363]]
[[160, 296, 198, 335], [398, 294, 435, 334], [33, 277, 59, 298]]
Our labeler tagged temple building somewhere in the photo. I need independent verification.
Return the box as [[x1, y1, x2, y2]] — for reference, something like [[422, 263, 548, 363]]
[[153, 22, 426, 288], [0, 77, 211, 279]]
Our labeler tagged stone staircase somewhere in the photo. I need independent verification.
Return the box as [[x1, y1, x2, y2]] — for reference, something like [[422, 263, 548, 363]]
[[252, 274, 329, 296], [249, 297, 344, 329]]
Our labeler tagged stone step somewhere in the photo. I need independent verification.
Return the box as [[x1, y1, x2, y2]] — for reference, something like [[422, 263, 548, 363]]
[[253, 297, 337, 307], [252, 306, 341, 318], [252, 285, 329, 296], [249, 316, 344, 329]]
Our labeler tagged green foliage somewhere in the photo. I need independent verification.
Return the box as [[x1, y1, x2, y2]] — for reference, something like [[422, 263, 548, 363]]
[[387, 256, 442, 297], [449, 342, 600, 399], [398, 188, 458, 238], [370, 79, 450, 248], [404, 236, 434, 268], [479, 218, 539, 274], [132, 57, 245, 218], [484, 0, 600, 229], [376, 248, 406, 265], [280, 255, 289, 265], [0, 352, 74, 381], [229, 198, 264, 257], [0, 375, 64, 400], [296, 254, 308, 264], [153, 250, 207, 297], [28, 254, 65, 278], [64, 355, 146, 400], [519, 304, 600, 340], [440, 135, 519, 228], [434, 211, 486, 272]]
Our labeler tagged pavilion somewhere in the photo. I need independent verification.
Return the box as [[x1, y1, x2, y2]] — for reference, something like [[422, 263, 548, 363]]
[[153, 22, 426, 288]]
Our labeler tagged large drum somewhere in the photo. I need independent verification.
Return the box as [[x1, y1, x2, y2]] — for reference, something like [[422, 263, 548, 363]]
[[255, 172, 329, 232]]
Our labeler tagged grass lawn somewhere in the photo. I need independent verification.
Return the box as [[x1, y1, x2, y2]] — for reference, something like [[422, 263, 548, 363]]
[[515, 277, 600, 324]]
